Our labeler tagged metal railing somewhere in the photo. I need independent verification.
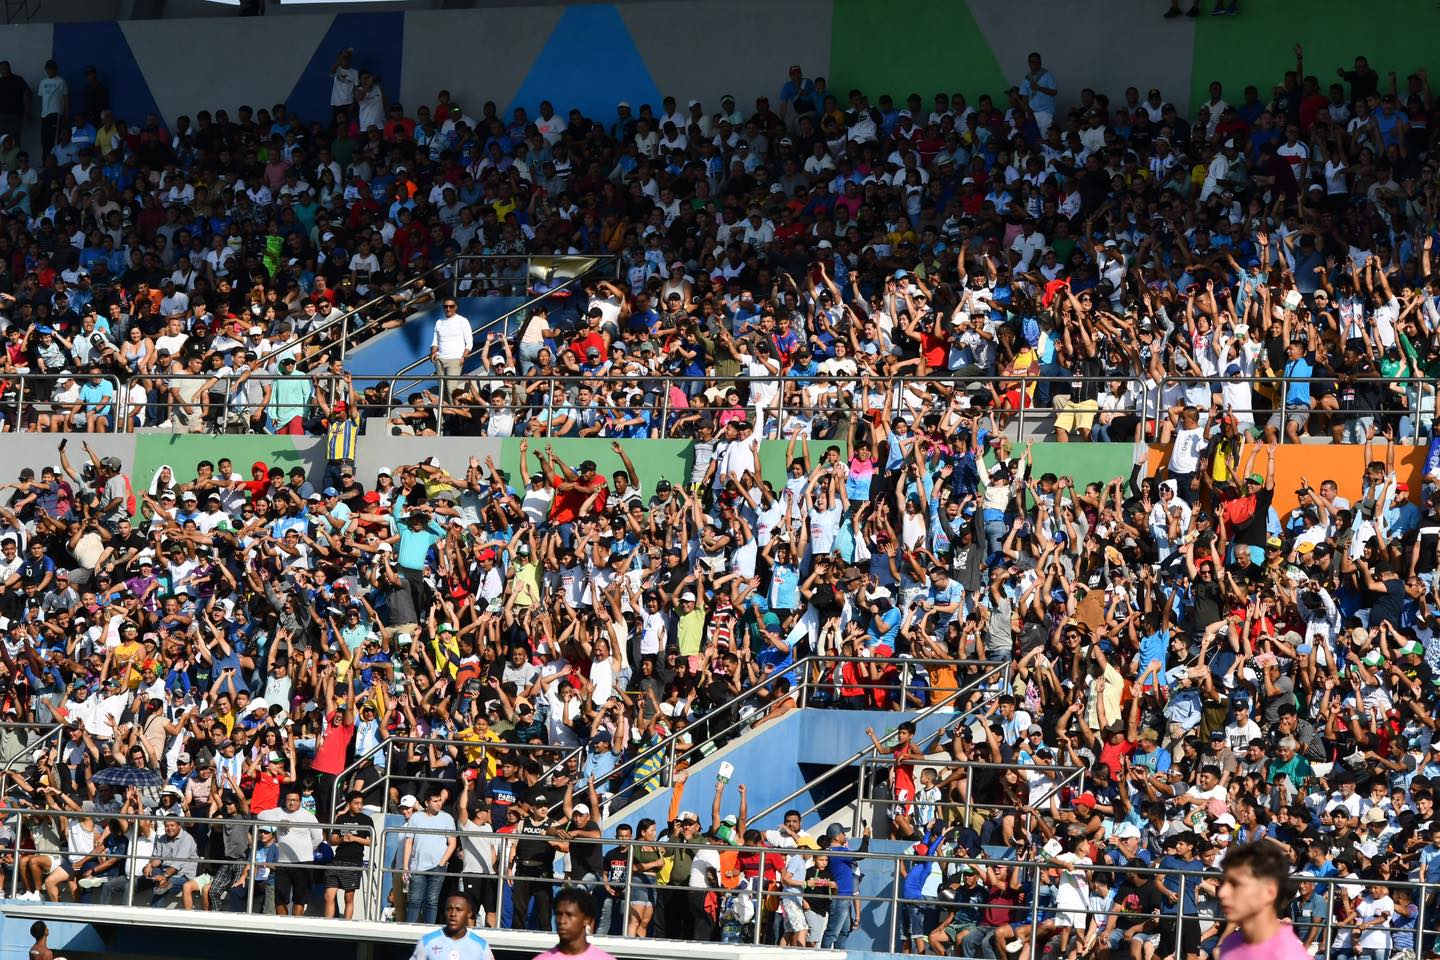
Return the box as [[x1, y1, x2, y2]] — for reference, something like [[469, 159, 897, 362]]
[[146, 372, 348, 435], [1154, 373, 1436, 444], [14, 799, 1430, 960], [0, 722, 64, 804], [351, 372, 1133, 443], [0, 373, 127, 434], [338, 369, 1440, 444], [589, 656, 1005, 821], [329, 737, 586, 821], [747, 659, 1010, 827], [853, 756, 1086, 838], [373, 256, 620, 432]]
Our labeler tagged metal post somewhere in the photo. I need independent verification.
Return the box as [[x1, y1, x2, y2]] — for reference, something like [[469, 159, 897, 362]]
[[1415, 876, 1427, 960], [620, 844, 635, 935], [775, 384, 785, 441], [752, 873, 765, 945], [9, 810, 20, 897], [246, 821, 258, 913], [660, 378, 671, 439], [494, 835, 508, 929], [899, 660, 910, 710], [1174, 875, 1186, 958], [887, 855, 901, 952], [1322, 879, 1335, 960], [125, 815, 137, 907], [962, 768, 973, 826], [1029, 860, 1042, 949]]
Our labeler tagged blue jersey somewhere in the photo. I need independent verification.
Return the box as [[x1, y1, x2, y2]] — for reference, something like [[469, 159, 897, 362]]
[[410, 929, 495, 960]]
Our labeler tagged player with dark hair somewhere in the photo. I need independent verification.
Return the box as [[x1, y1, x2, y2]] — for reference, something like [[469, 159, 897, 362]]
[[1217, 841, 1308, 959], [533, 887, 616, 960]]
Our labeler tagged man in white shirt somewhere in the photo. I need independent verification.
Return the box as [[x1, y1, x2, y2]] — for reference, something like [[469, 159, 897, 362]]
[[430, 297, 472, 399], [329, 49, 358, 121], [258, 789, 322, 916]]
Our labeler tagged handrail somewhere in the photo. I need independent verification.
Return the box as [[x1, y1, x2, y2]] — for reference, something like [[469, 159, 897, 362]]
[[853, 755, 1086, 833], [0, 723, 64, 805], [379, 268, 606, 400], [747, 659, 1009, 826], [251, 261, 447, 373], [6, 801, 1428, 952], [599, 655, 996, 819], [328, 734, 584, 817]]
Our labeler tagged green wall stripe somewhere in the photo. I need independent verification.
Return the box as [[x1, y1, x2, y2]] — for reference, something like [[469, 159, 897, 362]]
[[1190, 0, 1440, 117], [829, 0, 1009, 111]]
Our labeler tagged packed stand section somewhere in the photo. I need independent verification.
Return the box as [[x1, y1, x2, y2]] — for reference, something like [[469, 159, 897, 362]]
[[0, 48, 1434, 439], [0, 34, 1436, 959]]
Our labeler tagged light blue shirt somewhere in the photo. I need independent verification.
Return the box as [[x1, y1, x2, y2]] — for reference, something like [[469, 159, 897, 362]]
[[406, 809, 457, 871], [1021, 69, 1058, 115], [410, 928, 494, 960]]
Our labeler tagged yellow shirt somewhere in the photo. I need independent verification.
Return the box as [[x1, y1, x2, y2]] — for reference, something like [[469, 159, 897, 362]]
[[676, 602, 706, 657], [113, 640, 144, 689], [455, 726, 500, 775]]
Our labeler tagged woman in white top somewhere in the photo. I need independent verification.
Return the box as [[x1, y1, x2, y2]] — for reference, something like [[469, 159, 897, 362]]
[[659, 262, 692, 305]]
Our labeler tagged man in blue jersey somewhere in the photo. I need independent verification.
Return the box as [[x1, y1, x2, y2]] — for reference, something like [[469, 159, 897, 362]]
[[411, 892, 494, 960]]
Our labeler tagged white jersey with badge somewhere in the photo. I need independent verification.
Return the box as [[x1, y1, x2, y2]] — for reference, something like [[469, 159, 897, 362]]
[[410, 929, 494, 960]]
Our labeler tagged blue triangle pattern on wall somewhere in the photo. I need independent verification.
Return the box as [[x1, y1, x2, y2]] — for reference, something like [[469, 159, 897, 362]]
[[506, 4, 662, 125]]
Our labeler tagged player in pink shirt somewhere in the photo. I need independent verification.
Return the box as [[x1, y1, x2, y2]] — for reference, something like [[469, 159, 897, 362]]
[[1217, 841, 1313, 960], [533, 888, 616, 960]]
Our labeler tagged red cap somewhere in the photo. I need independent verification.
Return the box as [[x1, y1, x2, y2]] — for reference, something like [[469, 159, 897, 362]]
[[334, 400, 348, 414], [1074, 792, 1097, 809]]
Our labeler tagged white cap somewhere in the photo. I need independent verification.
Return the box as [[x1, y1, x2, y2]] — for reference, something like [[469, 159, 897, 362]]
[[249, 698, 268, 713], [1112, 822, 1141, 840], [1212, 813, 1238, 829], [399, 794, 419, 809], [679, 591, 696, 602]]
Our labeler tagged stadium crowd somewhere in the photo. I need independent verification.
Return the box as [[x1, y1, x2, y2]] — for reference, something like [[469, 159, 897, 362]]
[[0, 29, 1434, 960], [0, 44, 1431, 441]]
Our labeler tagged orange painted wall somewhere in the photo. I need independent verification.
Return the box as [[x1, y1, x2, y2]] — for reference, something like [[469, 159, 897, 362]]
[[1144, 443, 1428, 515]]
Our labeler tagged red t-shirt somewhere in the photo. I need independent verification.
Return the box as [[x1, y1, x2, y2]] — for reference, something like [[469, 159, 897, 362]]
[[570, 330, 608, 362], [250, 771, 284, 813], [311, 711, 356, 775], [1098, 737, 1135, 779]]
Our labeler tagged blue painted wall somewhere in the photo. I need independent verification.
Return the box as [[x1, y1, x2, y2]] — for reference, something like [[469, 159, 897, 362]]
[[53, 21, 161, 125], [284, 11, 405, 127], [506, 5, 661, 126]]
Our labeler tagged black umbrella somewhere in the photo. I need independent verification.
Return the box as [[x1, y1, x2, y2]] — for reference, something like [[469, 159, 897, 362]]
[[92, 765, 163, 789]]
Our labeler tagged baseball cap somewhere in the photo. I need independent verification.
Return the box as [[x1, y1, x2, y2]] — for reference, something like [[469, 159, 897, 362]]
[[399, 794, 419, 810]]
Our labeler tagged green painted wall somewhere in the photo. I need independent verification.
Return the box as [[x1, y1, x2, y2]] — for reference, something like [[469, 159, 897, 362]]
[[498, 438, 694, 493], [130, 434, 323, 513], [829, 0, 1010, 110], [1026, 443, 1135, 492], [1189, 1, 1440, 115], [122, 436, 1133, 512]]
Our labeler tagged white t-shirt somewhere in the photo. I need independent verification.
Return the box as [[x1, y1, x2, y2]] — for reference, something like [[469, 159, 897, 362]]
[[330, 66, 358, 108], [1168, 426, 1205, 473], [37, 76, 67, 118]]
